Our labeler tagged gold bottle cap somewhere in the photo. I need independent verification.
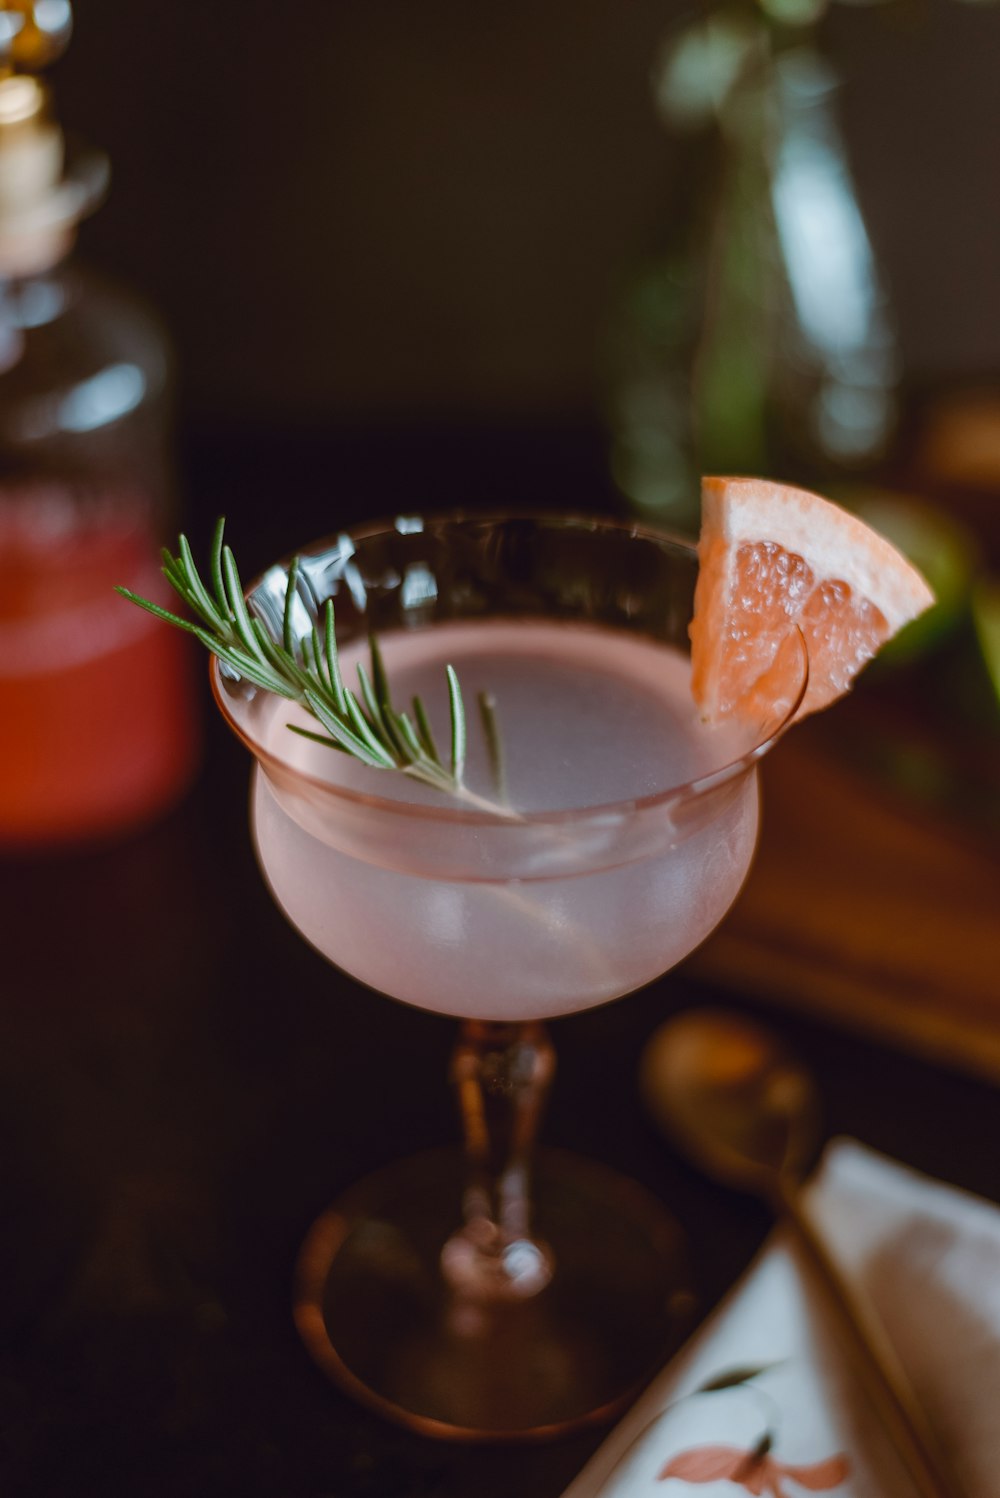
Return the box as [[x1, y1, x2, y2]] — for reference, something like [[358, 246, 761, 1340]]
[[0, 2, 107, 276], [0, 1, 73, 76]]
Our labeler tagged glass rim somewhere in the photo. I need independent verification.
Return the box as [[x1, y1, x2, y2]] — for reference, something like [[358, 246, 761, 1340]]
[[209, 509, 808, 829]]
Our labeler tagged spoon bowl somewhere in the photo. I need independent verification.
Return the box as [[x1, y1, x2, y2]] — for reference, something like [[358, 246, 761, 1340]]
[[639, 1008, 820, 1198]]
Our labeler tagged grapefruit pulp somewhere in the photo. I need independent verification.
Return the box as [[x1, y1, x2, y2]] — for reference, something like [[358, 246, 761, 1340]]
[[690, 476, 936, 721]]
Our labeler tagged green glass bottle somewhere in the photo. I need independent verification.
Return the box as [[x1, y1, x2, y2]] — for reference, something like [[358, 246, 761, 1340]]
[[608, 4, 899, 533]]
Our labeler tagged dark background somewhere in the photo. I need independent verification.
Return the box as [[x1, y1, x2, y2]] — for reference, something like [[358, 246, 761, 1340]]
[[53, 0, 1000, 439], [3, 7, 999, 1497]]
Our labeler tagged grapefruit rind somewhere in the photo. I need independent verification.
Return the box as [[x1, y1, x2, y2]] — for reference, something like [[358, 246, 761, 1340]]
[[691, 476, 936, 723]]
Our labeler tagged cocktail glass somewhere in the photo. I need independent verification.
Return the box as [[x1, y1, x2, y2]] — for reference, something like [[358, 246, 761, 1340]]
[[211, 513, 807, 1441]]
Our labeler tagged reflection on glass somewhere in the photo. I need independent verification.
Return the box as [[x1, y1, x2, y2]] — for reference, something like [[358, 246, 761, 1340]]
[[770, 51, 897, 463]]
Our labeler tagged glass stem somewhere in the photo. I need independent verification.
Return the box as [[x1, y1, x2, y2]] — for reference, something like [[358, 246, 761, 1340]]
[[441, 1019, 556, 1301]]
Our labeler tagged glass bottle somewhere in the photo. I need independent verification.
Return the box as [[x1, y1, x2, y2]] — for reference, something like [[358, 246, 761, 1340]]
[[0, 68, 198, 847], [608, 5, 899, 533]]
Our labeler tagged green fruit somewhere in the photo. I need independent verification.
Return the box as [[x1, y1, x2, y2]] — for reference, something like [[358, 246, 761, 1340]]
[[972, 577, 1000, 709], [844, 490, 978, 664]]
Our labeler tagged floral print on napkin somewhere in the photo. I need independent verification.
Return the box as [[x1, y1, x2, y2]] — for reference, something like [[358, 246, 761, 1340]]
[[652, 1362, 851, 1495], [660, 1439, 850, 1494]]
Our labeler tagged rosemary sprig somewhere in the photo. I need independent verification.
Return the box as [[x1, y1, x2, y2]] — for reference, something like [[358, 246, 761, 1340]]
[[116, 519, 508, 812]]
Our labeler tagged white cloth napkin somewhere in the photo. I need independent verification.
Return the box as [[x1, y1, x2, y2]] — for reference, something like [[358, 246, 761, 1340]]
[[562, 1140, 1000, 1497]]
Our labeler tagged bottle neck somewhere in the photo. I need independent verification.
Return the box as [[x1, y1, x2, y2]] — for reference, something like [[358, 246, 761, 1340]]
[[0, 249, 73, 316], [0, 253, 73, 374]]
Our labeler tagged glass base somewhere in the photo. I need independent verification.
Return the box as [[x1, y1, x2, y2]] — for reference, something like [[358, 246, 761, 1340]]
[[293, 1147, 694, 1442]]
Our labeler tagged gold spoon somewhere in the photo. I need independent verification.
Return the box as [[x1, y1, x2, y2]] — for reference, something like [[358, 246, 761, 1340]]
[[639, 1008, 966, 1498]]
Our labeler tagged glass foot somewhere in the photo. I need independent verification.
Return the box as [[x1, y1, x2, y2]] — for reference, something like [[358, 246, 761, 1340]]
[[293, 1147, 694, 1442]]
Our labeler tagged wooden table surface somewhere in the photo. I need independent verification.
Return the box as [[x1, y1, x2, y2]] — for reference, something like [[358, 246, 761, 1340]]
[[695, 711, 1000, 1080], [2, 424, 998, 1498]]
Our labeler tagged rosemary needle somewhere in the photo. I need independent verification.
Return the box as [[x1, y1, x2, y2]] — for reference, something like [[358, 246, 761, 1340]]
[[116, 518, 509, 812]]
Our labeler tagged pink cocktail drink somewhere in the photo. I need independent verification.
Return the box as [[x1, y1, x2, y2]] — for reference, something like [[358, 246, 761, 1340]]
[[248, 620, 760, 1020]]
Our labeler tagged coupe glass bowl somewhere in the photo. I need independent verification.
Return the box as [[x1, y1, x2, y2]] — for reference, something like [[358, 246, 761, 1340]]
[[212, 512, 807, 1440]]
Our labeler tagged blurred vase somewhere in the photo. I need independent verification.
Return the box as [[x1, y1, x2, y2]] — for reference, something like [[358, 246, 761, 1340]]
[[0, 74, 198, 849], [608, 9, 899, 533]]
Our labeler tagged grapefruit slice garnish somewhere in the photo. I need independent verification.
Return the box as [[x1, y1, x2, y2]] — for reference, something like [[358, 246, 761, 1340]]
[[690, 476, 936, 721]]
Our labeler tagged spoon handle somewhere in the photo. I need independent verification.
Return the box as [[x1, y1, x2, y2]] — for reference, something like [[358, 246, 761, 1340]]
[[776, 1178, 965, 1498]]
